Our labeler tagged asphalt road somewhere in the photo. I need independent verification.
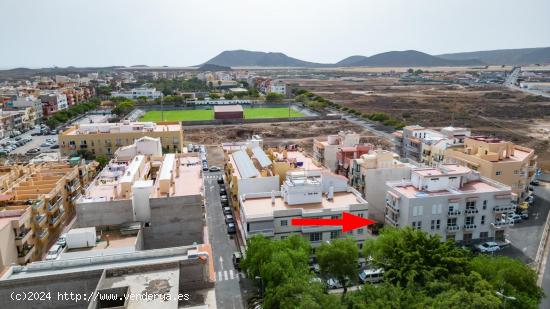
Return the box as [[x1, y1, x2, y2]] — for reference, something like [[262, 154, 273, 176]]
[[203, 170, 252, 309]]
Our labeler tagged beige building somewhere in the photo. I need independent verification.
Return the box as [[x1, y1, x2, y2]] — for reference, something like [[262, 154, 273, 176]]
[[59, 121, 184, 156], [0, 160, 98, 270], [445, 136, 536, 201]]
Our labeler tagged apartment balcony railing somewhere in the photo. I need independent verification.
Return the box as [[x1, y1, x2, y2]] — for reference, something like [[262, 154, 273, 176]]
[[48, 197, 62, 213], [65, 180, 81, 193], [32, 200, 45, 212], [464, 208, 479, 215], [34, 214, 47, 227], [491, 220, 514, 229], [386, 201, 400, 213], [385, 214, 399, 227], [463, 224, 477, 230], [446, 225, 460, 232], [17, 245, 35, 263], [493, 204, 516, 213], [447, 210, 461, 216], [49, 215, 61, 228], [38, 229, 49, 240]]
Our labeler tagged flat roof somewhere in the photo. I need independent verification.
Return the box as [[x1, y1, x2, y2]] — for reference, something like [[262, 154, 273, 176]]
[[242, 192, 363, 219], [391, 179, 505, 199], [413, 164, 471, 177], [63, 122, 181, 136], [214, 105, 243, 112]]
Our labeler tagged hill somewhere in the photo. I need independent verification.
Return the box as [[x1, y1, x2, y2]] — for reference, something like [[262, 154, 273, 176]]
[[197, 63, 231, 71], [337, 50, 483, 67], [437, 47, 550, 65], [204, 50, 326, 67]]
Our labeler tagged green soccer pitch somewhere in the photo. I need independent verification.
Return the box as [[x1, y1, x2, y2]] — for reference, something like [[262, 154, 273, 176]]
[[139, 107, 305, 121]]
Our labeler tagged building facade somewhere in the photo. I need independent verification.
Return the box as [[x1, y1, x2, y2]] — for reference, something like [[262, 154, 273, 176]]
[[385, 164, 515, 243], [111, 87, 163, 100], [444, 136, 536, 201], [59, 121, 184, 156]]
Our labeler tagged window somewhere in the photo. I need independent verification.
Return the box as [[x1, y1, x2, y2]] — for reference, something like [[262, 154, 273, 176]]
[[466, 201, 476, 209], [481, 215, 486, 225], [514, 170, 519, 175], [447, 218, 457, 226], [412, 221, 422, 230], [431, 219, 441, 230], [280, 236, 287, 240], [281, 220, 288, 226], [331, 215, 339, 219], [432, 204, 442, 215], [480, 232, 489, 240], [357, 228, 364, 235], [330, 230, 341, 239], [357, 213, 364, 218], [309, 232, 322, 242], [413, 206, 423, 217], [465, 216, 474, 225], [496, 171, 502, 176]]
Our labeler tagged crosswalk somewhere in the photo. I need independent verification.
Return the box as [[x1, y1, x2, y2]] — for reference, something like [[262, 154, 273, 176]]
[[216, 269, 246, 282]]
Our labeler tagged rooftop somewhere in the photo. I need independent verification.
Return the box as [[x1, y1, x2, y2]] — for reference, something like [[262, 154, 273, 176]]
[[214, 104, 243, 112], [62, 121, 181, 136], [242, 191, 363, 219], [413, 164, 471, 177], [391, 180, 504, 199]]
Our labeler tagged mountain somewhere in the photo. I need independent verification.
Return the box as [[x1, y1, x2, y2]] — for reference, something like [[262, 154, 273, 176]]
[[204, 50, 327, 67], [437, 47, 550, 65], [337, 50, 483, 67], [197, 63, 231, 71], [336, 55, 369, 66]]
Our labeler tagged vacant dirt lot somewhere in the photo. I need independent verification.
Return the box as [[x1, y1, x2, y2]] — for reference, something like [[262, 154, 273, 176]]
[[184, 120, 393, 155]]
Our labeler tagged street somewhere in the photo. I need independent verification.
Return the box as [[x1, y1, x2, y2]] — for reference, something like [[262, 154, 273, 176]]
[[203, 170, 252, 309]]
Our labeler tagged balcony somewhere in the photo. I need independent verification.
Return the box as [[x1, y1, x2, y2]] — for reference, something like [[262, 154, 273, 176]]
[[32, 200, 45, 212], [464, 208, 479, 215], [386, 200, 400, 213], [37, 229, 49, 241], [446, 225, 460, 232], [34, 214, 47, 227], [17, 245, 35, 264], [491, 220, 514, 229], [15, 227, 32, 245], [66, 180, 81, 193], [493, 204, 516, 213], [47, 197, 62, 213], [248, 229, 275, 237], [385, 214, 399, 227], [49, 215, 62, 228], [463, 224, 477, 230], [447, 210, 461, 216]]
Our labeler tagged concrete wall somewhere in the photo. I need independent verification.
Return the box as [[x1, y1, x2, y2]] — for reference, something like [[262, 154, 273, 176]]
[[143, 195, 204, 250], [75, 200, 133, 228], [365, 167, 411, 223], [0, 223, 17, 268], [178, 259, 214, 290], [0, 270, 103, 309]]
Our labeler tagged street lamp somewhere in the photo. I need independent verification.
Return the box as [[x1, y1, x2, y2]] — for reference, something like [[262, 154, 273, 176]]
[[495, 290, 516, 309]]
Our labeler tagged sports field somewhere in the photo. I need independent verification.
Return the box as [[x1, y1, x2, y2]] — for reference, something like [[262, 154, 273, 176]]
[[140, 107, 304, 121]]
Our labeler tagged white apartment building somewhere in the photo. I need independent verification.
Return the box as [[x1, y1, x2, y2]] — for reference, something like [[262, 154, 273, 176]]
[[239, 170, 370, 249], [313, 131, 361, 172], [385, 164, 515, 243], [111, 87, 163, 100], [349, 150, 414, 222], [269, 80, 287, 95]]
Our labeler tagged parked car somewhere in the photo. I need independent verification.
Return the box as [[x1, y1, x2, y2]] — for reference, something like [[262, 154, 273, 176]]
[[530, 180, 540, 186], [359, 268, 384, 284], [309, 263, 321, 274], [217, 177, 224, 184], [519, 211, 529, 220], [477, 242, 501, 253], [209, 166, 220, 172], [57, 233, 67, 248], [507, 213, 522, 224], [232, 252, 242, 270], [26, 148, 40, 155], [326, 278, 343, 289], [40, 142, 52, 147], [45, 244, 63, 260], [50, 144, 60, 149], [225, 214, 235, 224], [223, 207, 232, 215], [220, 188, 227, 195], [227, 223, 236, 234]]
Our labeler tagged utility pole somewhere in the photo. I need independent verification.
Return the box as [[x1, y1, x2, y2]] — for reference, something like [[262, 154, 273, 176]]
[[161, 95, 164, 122]]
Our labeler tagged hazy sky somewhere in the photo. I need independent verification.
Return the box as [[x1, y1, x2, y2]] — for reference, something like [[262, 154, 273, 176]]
[[1, 0, 549, 68]]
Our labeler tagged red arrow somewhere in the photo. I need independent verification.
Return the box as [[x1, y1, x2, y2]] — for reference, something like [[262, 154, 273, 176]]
[[291, 212, 376, 232]]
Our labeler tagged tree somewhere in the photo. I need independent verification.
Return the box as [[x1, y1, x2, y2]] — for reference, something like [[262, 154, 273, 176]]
[[407, 68, 414, 74], [224, 93, 235, 100], [317, 237, 359, 297], [265, 92, 284, 103], [264, 277, 342, 309], [95, 155, 109, 169], [208, 81, 213, 89], [364, 227, 470, 288], [209, 93, 220, 99], [217, 80, 222, 89]]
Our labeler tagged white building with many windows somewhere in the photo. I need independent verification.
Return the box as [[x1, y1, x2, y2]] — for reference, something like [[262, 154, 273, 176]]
[[239, 170, 370, 249], [111, 87, 163, 100], [385, 164, 515, 243]]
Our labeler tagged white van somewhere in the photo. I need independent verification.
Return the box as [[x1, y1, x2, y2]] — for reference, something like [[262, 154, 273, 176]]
[[359, 268, 384, 284]]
